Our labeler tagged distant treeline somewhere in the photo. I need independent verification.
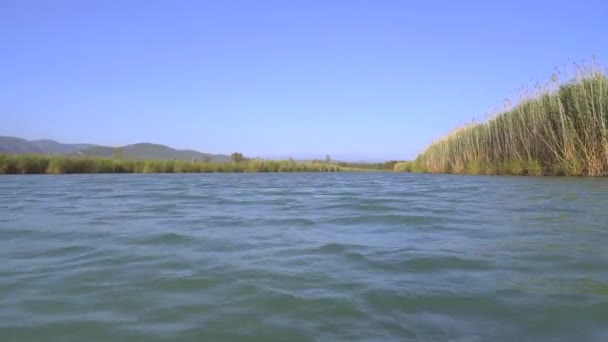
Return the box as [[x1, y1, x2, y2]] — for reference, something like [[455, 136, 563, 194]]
[[395, 61, 608, 176], [0, 154, 348, 174]]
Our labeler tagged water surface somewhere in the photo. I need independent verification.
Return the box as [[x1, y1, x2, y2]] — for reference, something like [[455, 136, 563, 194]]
[[1, 173, 607, 341]]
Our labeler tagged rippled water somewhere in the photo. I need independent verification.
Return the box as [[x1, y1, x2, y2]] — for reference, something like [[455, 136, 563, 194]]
[[1, 173, 608, 341]]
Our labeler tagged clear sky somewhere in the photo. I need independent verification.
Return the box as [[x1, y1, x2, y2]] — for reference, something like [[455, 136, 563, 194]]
[[2, 0, 607, 161]]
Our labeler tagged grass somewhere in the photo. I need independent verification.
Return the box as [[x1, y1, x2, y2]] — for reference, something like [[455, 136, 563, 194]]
[[409, 60, 608, 176], [393, 162, 412, 172], [338, 160, 404, 171], [0, 155, 347, 174]]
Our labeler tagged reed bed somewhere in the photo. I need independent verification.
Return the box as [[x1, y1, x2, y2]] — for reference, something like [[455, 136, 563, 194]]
[[393, 162, 412, 172], [415, 62, 608, 176], [0, 155, 343, 174]]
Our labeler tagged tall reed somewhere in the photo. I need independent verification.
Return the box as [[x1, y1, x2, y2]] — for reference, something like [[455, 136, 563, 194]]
[[0, 155, 344, 174], [416, 62, 608, 176]]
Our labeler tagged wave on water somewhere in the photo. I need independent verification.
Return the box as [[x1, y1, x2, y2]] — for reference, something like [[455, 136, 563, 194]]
[[1, 173, 608, 340]]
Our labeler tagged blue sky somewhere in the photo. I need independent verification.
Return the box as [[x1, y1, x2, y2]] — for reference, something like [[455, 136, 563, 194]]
[[1, 0, 607, 161]]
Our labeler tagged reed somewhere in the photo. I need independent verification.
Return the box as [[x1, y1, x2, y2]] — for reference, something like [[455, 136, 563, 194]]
[[393, 162, 412, 172], [0, 154, 346, 174], [416, 61, 608, 176]]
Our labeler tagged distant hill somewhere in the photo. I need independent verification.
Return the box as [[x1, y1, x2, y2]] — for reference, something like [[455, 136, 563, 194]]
[[0, 136, 45, 154], [78, 143, 230, 162], [0, 136, 230, 162], [31, 139, 97, 155]]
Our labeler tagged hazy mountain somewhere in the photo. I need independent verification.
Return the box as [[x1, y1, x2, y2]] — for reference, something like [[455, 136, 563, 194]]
[[31, 139, 97, 155], [0, 136, 45, 154], [79, 143, 229, 162], [0, 136, 229, 162]]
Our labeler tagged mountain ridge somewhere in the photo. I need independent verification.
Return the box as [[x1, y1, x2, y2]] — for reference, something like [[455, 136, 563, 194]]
[[0, 136, 230, 162]]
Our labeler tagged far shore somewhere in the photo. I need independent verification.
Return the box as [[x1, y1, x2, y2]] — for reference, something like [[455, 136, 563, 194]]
[[0, 154, 401, 174]]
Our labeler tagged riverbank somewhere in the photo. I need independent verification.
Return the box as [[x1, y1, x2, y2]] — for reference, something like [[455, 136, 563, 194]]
[[408, 63, 608, 176], [0, 154, 349, 174]]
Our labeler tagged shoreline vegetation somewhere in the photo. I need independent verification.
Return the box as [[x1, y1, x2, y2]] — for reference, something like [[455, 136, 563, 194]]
[[0, 153, 401, 174], [7, 62, 607, 177], [395, 61, 608, 176]]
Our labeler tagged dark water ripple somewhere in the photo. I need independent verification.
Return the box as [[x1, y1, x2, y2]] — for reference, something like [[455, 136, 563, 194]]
[[1, 173, 608, 341]]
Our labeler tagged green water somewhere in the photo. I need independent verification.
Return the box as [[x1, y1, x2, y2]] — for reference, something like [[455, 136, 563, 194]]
[[1, 173, 607, 341]]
